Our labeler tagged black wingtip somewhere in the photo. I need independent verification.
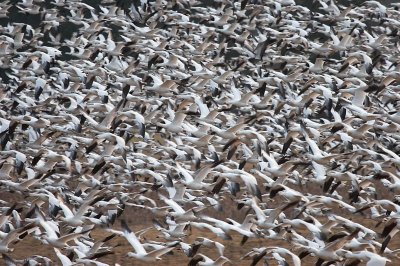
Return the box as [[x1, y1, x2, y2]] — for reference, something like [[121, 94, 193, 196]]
[[120, 219, 131, 233]]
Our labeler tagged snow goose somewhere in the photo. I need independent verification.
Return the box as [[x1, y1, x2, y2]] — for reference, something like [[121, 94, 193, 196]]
[[242, 247, 301, 266], [188, 254, 230, 266], [0, 222, 36, 253], [156, 111, 187, 134], [120, 220, 175, 262]]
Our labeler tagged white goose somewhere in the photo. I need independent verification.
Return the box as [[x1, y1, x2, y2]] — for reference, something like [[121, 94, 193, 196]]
[[120, 220, 175, 262]]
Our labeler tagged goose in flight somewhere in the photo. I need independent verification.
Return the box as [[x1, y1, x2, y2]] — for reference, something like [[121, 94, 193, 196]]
[[343, 250, 391, 266], [296, 228, 361, 265], [185, 237, 225, 257], [242, 247, 301, 266], [120, 220, 175, 262], [188, 254, 230, 266], [156, 111, 188, 134], [0, 222, 36, 253], [55, 192, 105, 226]]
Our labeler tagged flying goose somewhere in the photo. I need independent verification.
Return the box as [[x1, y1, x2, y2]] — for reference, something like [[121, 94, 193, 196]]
[[296, 228, 361, 264], [199, 215, 256, 238], [55, 192, 104, 226], [189, 221, 232, 241], [156, 111, 188, 134], [186, 237, 225, 257], [188, 254, 230, 266], [242, 247, 301, 266], [343, 250, 390, 266], [120, 220, 175, 262], [0, 223, 36, 253]]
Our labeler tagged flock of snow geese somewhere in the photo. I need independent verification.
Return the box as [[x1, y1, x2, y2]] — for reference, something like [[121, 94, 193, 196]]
[[1, 0, 400, 265]]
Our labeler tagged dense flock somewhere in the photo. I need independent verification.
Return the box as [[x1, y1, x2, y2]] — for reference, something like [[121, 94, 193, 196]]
[[1, 0, 400, 265]]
